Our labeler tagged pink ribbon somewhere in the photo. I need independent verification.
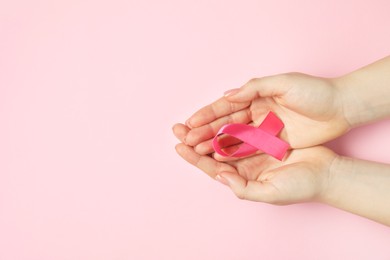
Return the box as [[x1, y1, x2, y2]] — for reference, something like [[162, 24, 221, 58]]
[[212, 111, 289, 160]]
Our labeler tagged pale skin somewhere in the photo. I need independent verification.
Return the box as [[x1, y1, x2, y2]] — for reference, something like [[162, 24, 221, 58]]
[[173, 56, 390, 226]]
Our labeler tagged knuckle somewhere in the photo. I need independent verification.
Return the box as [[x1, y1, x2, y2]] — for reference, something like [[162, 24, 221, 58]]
[[226, 113, 234, 124], [269, 73, 300, 90], [246, 78, 259, 87], [235, 191, 246, 200], [279, 72, 304, 83], [185, 131, 199, 146], [285, 71, 302, 77], [264, 196, 278, 204], [228, 101, 235, 114], [277, 73, 294, 84]]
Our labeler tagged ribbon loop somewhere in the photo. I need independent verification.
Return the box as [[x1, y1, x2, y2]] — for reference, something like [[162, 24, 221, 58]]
[[212, 111, 289, 160]]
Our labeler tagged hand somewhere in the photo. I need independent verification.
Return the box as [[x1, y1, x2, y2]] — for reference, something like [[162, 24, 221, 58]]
[[174, 125, 337, 204], [173, 57, 390, 225], [183, 73, 350, 157]]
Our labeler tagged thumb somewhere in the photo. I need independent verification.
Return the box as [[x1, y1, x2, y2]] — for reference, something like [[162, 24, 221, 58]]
[[218, 172, 279, 203], [224, 75, 292, 102]]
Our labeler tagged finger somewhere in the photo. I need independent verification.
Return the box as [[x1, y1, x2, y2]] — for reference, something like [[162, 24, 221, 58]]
[[185, 108, 251, 146], [219, 172, 280, 203], [172, 123, 190, 143], [175, 143, 236, 179], [225, 74, 293, 102], [213, 149, 265, 162], [186, 97, 250, 128]]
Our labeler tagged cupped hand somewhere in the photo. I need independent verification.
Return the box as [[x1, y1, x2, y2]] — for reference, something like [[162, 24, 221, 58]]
[[174, 135, 337, 204], [183, 73, 350, 156]]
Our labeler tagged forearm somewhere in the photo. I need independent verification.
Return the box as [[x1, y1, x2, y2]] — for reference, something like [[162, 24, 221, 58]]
[[335, 55, 390, 127], [323, 156, 390, 226]]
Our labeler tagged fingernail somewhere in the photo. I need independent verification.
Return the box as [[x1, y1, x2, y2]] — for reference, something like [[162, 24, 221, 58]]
[[215, 174, 229, 186], [185, 119, 192, 128], [224, 88, 240, 97]]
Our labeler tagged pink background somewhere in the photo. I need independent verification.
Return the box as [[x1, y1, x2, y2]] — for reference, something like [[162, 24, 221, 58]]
[[1, 0, 390, 259]]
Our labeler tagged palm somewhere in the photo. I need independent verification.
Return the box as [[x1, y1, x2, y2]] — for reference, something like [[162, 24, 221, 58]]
[[227, 146, 335, 204]]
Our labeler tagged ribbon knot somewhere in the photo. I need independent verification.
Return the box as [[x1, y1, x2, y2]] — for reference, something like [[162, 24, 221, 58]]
[[212, 111, 289, 160]]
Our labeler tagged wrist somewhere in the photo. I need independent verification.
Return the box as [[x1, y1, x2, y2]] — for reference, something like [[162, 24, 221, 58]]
[[319, 155, 355, 205], [331, 76, 362, 128]]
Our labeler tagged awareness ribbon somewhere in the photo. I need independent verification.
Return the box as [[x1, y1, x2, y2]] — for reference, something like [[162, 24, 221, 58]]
[[212, 111, 289, 160]]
